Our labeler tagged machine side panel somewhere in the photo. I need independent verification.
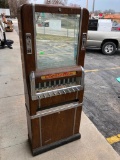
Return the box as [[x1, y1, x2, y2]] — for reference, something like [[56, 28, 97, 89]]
[[31, 118, 41, 149], [78, 8, 89, 67]]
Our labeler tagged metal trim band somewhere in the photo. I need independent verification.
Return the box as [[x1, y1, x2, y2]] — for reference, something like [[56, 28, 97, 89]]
[[77, 8, 83, 64], [36, 85, 83, 97], [31, 102, 82, 119]]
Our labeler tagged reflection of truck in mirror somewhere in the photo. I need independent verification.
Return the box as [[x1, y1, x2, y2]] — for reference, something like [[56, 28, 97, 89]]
[[86, 19, 120, 55]]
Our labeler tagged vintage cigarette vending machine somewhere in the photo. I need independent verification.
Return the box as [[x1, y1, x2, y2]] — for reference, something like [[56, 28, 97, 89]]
[[18, 4, 89, 156]]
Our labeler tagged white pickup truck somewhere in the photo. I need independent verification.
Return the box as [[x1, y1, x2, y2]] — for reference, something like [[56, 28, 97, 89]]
[[87, 31, 120, 55], [86, 19, 120, 55]]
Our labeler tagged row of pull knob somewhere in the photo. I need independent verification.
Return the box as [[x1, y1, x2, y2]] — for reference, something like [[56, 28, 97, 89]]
[[36, 77, 77, 89], [37, 85, 81, 99]]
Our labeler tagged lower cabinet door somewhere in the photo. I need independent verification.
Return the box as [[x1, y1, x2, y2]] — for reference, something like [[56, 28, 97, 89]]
[[41, 108, 75, 146], [30, 106, 82, 150]]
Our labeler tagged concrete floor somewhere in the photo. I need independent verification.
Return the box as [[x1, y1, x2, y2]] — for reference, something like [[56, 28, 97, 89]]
[[0, 30, 120, 160]]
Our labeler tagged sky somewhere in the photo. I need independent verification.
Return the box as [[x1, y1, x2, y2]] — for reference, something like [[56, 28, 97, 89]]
[[31, 0, 120, 12]]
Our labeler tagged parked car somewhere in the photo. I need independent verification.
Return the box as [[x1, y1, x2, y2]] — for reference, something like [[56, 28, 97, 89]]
[[86, 19, 120, 55], [87, 31, 120, 55], [88, 19, 98, 31], [112, 24, 120, 31]]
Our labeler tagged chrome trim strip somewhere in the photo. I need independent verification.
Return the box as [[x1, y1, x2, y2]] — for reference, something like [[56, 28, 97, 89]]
[[26, 108, 32, 139], [38, 96, 41, 109], [63, 89, 66, 94], [81, 67, 85, 87], [81, 33, 87, 50], [49, 81, 51, 87], [48, 92, 51, 97], [36, 85, 83, 97], [30, 71, 36, 97], [31, 102, 82, 119], [63, 79, 65, 84], [39, 83, 41, 89], [59, 80, 61, 85], [77, 8, 83, 64], [54, 80, 56, 86], [76, 90, 78, 99], [44, 82, 46, 88]]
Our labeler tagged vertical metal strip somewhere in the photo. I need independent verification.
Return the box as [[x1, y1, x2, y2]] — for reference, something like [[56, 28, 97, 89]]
[[32, 4, 37, 68], [38, 90, 42, 146], [76, 90, 79, 99], [76, 9, 83, 99], [73, 108, 77, 135], [26, 108, 32, 141], [81, 67, 85, 87], [77, 8, 83, 65], [38, 96, 41, 109], [30, 71, 36, 97], [39, 117, 42, 147]]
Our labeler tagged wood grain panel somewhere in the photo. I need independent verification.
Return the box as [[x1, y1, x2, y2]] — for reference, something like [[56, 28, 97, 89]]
[[35, 4, 81, 14], [74, 106, 82, 134], [78, 90, 84, 103], [41, 108, 75, 146], [40, 92, 78, 108], [31, 118, 41, 149]]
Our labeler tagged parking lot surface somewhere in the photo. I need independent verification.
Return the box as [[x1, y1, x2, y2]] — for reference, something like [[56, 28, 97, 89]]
[[84, 49, 120, 154]]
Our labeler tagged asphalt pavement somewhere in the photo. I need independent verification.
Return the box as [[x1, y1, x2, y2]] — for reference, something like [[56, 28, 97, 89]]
[[84, 49, 120, 154]]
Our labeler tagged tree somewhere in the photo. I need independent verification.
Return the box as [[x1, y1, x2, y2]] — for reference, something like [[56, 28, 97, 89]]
[[69, 3, 80, 7], [94, 10, 102, 16], [103, 9, 115, 14], [44, 0, 67, 6], [8, 0, 28, 17], [0, 0, 9, 8]]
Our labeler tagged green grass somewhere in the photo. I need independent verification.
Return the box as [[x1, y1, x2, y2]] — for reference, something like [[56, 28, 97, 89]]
[[61, 19, 75, 29], [36, 33, 74, 41]]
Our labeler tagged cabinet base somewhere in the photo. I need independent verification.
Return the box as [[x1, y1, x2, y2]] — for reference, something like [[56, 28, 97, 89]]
[[31, 133, 81, 156]]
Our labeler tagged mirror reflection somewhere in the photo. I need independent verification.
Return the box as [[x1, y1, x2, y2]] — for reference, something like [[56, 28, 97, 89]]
[[35, 12, 80, 70]]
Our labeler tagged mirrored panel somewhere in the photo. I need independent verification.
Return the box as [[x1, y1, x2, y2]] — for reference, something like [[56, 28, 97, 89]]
[[35, 12, 80, 70]]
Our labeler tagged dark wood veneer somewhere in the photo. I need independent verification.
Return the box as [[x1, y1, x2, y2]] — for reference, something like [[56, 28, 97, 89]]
[[18, 4, 89, 155]]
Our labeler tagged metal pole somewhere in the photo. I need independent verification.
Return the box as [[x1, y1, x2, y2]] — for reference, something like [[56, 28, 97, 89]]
[[92, 0, 95, 13], [86, 0, 88, 9]]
